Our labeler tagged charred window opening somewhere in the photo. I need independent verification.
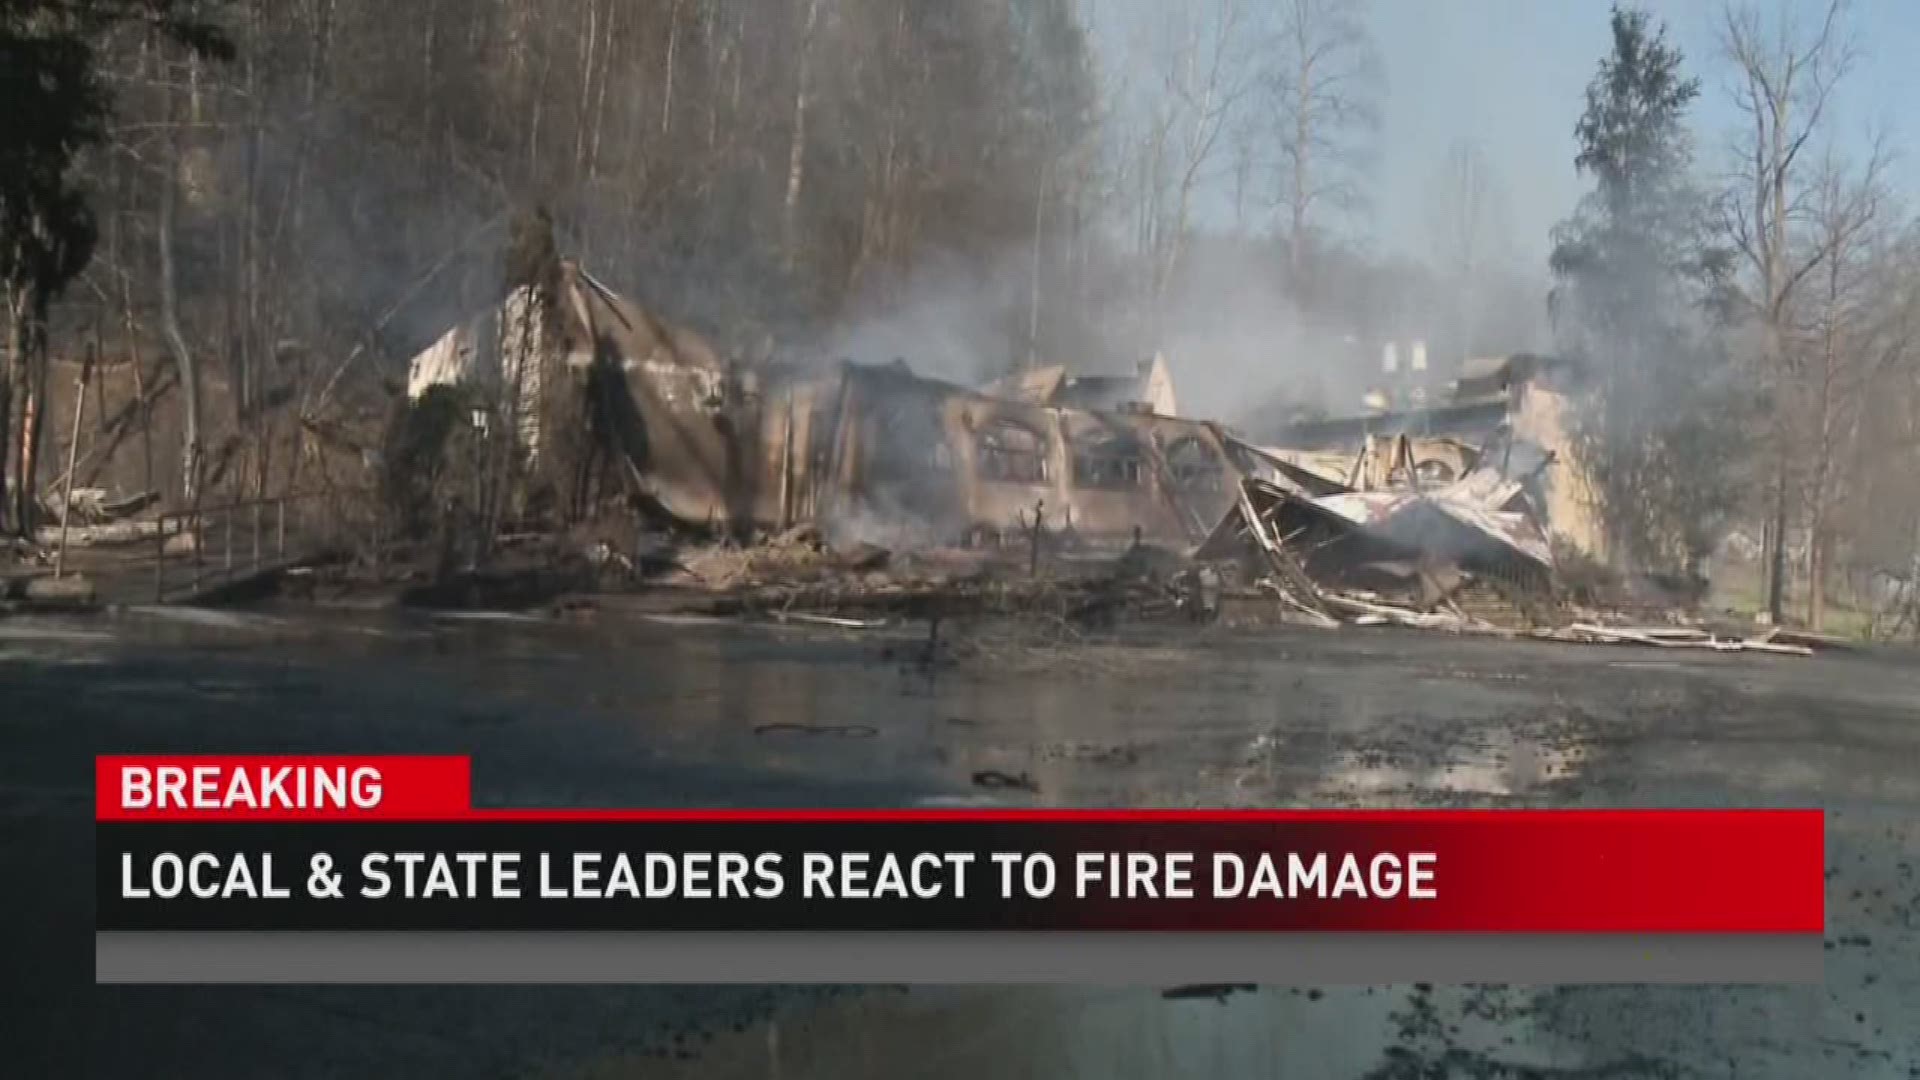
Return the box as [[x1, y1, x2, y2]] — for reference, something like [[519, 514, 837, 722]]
[[976, 419, 1050, 484], [1165, 436, 1223, 493], [1389, 458, 1457, 489], [871, 398, 953, 477], [1071, 431, 1145, 490]]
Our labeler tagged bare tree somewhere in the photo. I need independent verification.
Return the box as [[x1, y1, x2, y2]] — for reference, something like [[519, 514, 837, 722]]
[[1796, 143, 1888, 629], [782, 0, 821, 264], [1835, 222, 1920, 637], [1268, 0, 1381, 288], [1424, 138, 1510, 364], [1716, 0, 1853, 623], [153, 47, 204, 511], [1126, 1, 1261, 315]]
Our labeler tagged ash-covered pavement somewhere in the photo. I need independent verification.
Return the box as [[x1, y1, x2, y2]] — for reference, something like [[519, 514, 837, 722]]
[[4, 607, 1916, 1077]]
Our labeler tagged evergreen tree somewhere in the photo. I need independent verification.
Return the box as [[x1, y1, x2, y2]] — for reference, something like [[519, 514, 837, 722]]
[[0, 0, 228, 531], [1550, 5, 1745, 573]]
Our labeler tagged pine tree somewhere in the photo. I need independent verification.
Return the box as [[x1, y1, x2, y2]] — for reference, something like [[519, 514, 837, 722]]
[[1550, 5, 1745, 573], [0, 0, 229, 532]]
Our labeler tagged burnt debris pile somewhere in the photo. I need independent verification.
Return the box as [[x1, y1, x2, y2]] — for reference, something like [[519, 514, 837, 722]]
[[1193, 471, 1559, 634]]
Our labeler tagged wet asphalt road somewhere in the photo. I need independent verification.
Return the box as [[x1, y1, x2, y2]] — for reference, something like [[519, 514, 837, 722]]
[[4, 605, 1917, 1077]]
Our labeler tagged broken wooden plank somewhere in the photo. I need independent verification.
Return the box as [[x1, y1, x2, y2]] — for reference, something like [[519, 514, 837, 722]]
[[33, 517, 182, 547], [1735, 637, 1815, 657], [1561, 622, 1811, 656], [1323, 592, 1467, 631], [772, 611, 888, 630], [1763, 627, 1843, 650], [1631, 626, 1714, 641], [1256, 579, 1340, 628], [1567, 623, 1734, 649]]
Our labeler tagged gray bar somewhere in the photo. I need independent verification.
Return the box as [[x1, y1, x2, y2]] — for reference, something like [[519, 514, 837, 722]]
[[97, 932, 1820, 985]]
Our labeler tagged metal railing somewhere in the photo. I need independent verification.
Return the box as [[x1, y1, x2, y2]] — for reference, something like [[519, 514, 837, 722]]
[[152, 493, 325, 602]]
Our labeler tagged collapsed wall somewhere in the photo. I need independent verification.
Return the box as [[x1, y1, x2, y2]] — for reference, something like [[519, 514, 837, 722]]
[[400, 262, 1253, 548], [774, 361, 1249, 548], [1257, 355, 1603, 560]]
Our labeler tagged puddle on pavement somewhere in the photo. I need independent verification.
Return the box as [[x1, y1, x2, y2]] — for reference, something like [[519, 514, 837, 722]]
[[1319, 731, 1588, 798], [121, 605, 292, 632], [0, 620, 115, 642], [556, 983, 1674, 1080], [0, 619, 114, 664], [19, 609, 1915, 1077]]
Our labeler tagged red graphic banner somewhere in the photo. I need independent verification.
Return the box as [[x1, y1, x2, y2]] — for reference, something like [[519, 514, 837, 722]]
[[96, 755, 1825, 933]]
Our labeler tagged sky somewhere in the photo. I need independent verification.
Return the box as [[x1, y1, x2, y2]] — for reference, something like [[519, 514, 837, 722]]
[[1366, 0, 1920, 268], [1088, 0, 1920, 272]]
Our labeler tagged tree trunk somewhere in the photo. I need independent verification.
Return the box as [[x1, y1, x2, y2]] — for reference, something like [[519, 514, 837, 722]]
[[586, 0, 617, 177], [1909, 517, 1920, 642], [660, 0, 682, 135], [1026, 154, 1049, 370], [0, 288, 20, 534], [117, 265, 156, 505], [4, 280, 50, 537], [1760, 90, 1791, 627], [1765, 456, 1788, 623], [17, 307, 48, 532], [573, 0, 598, 171], [159, 141, 202, 509], [1807, 526, 1826, 630], [1807, 281, 1842, 631], [1288, 50, 1312, 292], [782, 0, 820, 262]]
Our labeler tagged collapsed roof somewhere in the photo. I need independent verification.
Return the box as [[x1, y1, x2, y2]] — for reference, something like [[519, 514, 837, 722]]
[[1194, 464, 1559, 632], [395, 263, 1575, 591], [980, 354, 1179, 417]]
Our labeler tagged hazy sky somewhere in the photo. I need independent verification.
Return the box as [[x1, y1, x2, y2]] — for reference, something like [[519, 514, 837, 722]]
[[1368, 0, 1919, 267], [1090, 1, 1920, 272]]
